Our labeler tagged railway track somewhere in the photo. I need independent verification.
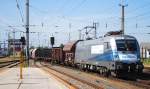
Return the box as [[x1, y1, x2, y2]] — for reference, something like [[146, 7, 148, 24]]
[[107, 69, 150, 89], [37, 61, 150, 89], [59, 63, 150, 89], [78, 67, 150, 89], [0, 60, 20, 68], [144, 66, 150, 70], [108, 75, 150, 89], [36, 61, 104, 89], [77, 66, 150, 89]]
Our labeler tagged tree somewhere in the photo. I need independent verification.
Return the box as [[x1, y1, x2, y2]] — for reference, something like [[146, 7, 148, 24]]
[[59, 44, 64, 48], [30, 46, 35, 49]]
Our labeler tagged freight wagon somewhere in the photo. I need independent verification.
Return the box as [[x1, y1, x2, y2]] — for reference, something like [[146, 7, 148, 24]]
[[31, 48, 52, 61], [51, 47, 63, 64]]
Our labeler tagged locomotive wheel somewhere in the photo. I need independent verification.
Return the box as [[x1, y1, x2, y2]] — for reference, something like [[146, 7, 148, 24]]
[[99, 67, 103, 74], [99, 67, 110, 77], [92, 65, 97, 72], [85, 64, 90, 71], [111, 71, 117, 77], [88, 65, 91, 71], [82, 64, 86, 71], [99, 69, 103, 74], [137, 69, 143, 75], [106, 70, 111, 77]]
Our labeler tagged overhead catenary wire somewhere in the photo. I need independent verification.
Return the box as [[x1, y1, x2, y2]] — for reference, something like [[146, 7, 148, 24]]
[[46, 0, 88, 26], [15, 0, 24, 24], [0, 17, 22, 31], [126, 10, 150, 20], [13, 0, 149, 36], [18, 0, 24, 19], [125, 10, 150, 29], [67, 0, 87, 13], [56, 0, 70, 13], [124, 1, 150, 29], [29, 5, 49, 14], [125, 0, 150, 20], [127, 1, 150, 15], [116, 0, 150, 30], [24, 0, 120, 31]]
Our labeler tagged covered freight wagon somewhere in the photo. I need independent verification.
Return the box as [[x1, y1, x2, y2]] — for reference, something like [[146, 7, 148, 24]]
[[63, 40, 80, 65]]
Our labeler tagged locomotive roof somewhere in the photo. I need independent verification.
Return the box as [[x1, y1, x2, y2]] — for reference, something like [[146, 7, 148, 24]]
[[76, 35, 137, 45], [105, 34, 136, 40]]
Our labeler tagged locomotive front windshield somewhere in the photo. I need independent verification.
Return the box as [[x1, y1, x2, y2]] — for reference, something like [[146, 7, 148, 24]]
[[116, 40, 137, 51]]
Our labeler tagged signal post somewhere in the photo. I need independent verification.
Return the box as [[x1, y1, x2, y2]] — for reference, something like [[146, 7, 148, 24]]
[[20, 37, 25, 79]]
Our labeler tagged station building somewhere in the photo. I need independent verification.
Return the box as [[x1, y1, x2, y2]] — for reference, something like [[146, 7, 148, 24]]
[[8, 39, 22, 57], [0, 42, 8, 57], [140, 42, 150, 59]]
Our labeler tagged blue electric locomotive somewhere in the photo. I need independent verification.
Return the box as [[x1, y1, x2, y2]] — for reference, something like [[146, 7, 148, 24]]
[[75, 34, 143, 76]]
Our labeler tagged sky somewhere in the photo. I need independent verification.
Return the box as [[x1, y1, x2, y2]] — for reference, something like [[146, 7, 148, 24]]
[[0, 0, 150, 47]]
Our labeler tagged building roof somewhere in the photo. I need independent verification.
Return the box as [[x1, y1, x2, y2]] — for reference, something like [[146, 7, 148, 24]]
[[140, 42, 150, 49]]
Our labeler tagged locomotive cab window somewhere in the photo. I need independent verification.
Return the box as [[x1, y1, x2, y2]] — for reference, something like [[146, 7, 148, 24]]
[[116, 40, 137, 51]]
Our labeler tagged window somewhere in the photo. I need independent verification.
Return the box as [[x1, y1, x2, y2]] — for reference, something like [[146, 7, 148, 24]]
[[148, 49, 150, 55], [116, 40, 137, 51], [104, 42, 111, 49]]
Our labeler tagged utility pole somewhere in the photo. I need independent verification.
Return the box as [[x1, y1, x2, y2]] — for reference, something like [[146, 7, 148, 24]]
[[4, 41, 6, 52], [83, 22, 98, 39], [69, 23, 71, 42], [78, 29, 81, 40], [13, 29, 15, 60], [93, 22, 98, 39], [8, 32, 10, 56], [26, 0, 29, 66], [119, 0, 127, 35], [38, 32, 40, 47]]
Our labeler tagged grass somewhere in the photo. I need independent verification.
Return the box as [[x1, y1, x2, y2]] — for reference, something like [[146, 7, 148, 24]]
[[142, 58, 150, 65]]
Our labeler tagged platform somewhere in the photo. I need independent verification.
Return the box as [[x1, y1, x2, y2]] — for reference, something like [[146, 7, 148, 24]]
[[0, 68, 69, 89]]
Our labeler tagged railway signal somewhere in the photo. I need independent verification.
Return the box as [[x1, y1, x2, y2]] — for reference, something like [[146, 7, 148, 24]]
[[19, 36, 26, 79], [50, 37, 55, 47], [20, 37, 26, 45]]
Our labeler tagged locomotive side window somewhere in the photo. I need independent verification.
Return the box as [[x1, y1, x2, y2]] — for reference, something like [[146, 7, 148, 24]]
[[104, 42, 111, 49], [104, 42, 111, 52], [116, 40, 137, 51]]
